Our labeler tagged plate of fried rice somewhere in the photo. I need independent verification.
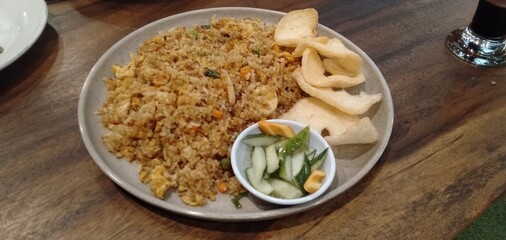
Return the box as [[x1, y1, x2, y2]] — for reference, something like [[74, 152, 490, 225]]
[[78, 7, 394, 221]]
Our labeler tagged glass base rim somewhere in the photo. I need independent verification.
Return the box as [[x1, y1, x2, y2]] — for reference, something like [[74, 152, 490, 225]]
[[446, 27, 506, 67]]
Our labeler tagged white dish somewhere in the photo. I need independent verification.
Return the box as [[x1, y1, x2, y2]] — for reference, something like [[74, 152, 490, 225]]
[[78, 7, 394, 222], [0, 0, 48, 71], [231, 119, 336, 206]]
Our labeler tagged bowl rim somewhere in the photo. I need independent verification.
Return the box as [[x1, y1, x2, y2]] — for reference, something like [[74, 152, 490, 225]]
[[231, 119, 336, 205]]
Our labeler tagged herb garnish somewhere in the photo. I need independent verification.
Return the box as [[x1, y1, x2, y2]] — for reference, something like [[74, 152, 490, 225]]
[[231, 192, 248, 209], [204, 69, 220, 79], [188, 29, 198, 40], [252, 47, 260, 57]]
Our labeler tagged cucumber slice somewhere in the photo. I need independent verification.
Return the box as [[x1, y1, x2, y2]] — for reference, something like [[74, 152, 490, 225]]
[[251, 146, 267, 181], [310, 148, 328, 171], [268, 178, 303, 199], [279, 156, 293, 181], [291, 151, 305, 178], [265, 144, 279, 174], [306, 149, 317, 160], [246, 168, 273, 194], [242, 134, 280, 146], [276, 126, 310, 161], [294, 153, 312, 191]]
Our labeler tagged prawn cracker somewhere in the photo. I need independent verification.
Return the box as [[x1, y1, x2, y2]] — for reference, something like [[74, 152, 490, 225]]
[[274, 8, 319, 47], [292, 68, 382, 115], [301, 48, 365, 88], [280, 97, 378, 145]]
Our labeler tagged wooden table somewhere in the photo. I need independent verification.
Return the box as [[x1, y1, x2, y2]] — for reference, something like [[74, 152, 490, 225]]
[[1, 0, 505, 238]]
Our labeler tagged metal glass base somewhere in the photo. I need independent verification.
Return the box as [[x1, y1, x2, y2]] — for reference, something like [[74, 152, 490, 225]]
[[446, 27, 506, 67]]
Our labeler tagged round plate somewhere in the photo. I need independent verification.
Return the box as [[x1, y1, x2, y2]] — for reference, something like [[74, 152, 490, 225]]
[[78, 7, 394, 222], [0, 0, 47, 71]]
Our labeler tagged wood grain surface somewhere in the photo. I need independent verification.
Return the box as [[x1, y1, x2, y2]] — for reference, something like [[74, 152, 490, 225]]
[[1, 0, 505, 239]]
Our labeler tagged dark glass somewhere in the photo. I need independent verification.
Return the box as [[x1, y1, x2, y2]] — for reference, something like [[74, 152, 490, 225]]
[[469, 0, 506, 38], [445, 0, 506, 67]]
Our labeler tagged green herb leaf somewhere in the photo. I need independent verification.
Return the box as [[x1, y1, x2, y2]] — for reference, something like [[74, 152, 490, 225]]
[[204, 69, 220, 79], [252, 47, 260, 56], [188, 29, 198, 40], [231, 192, 248, 209]]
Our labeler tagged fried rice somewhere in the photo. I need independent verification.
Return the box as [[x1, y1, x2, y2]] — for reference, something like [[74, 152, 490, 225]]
[[99, 17, 303, 206]]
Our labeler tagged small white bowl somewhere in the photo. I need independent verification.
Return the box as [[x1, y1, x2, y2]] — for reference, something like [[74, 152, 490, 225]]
[[231, 119, 336, 205]]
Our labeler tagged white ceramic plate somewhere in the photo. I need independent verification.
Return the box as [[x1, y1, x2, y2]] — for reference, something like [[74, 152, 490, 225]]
[[78, 7, 394, 222], [0, 0, 48, 71]]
